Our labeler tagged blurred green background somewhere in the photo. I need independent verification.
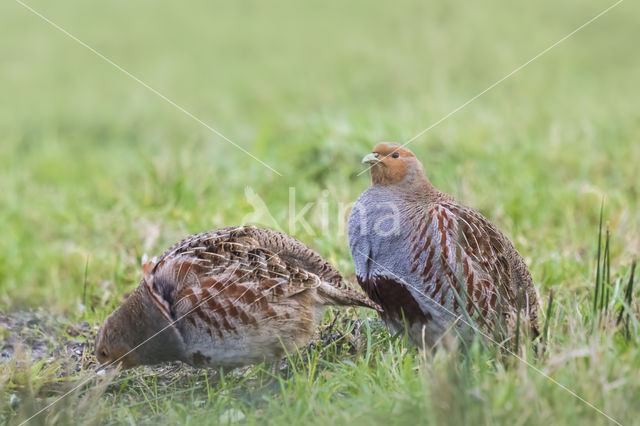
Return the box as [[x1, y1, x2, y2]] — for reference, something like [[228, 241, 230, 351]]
[[0, 0, 639, 423], [2, 0, 637, 312]]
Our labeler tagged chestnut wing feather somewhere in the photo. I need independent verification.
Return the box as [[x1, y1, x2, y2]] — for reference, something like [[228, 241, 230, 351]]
[[408, 203, 537, 328]]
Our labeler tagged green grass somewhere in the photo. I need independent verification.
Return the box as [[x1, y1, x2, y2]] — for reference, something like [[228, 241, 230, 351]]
[[1, 0, 639, 424]]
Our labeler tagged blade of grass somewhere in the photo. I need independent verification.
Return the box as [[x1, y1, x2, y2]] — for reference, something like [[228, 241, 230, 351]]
[[593, 200, 604, 315], [514, 291, 522, 353], [600, 226, 610, 312], [82, 256, 90, 311], [604, 227, 611, 314], [543, 289, 555, 344]]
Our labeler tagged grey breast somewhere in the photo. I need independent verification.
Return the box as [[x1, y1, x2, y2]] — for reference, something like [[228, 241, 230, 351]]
[[348, 187, 414, 282]]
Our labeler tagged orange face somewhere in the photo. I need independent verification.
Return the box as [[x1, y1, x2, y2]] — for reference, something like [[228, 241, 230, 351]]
[[95, 319, 139, 369], [362, 142, 417, 186]]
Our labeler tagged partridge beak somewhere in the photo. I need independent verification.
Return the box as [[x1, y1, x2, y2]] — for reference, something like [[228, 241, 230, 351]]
[[362, 152, 380, 165]]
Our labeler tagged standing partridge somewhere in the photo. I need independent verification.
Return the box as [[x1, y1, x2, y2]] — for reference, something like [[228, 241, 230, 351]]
[[348, 142, 539, 347], [96, 226, 379, 368]]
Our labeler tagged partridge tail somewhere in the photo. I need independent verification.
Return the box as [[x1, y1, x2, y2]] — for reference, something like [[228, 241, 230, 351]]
[[317, 280, 382, 312]]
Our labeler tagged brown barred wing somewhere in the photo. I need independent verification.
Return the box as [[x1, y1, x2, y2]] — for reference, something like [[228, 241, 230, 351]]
[[406, 203, 528, 331]]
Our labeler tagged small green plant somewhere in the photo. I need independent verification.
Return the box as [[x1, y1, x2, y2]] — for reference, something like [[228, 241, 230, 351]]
[[591, 203, 638, 343]]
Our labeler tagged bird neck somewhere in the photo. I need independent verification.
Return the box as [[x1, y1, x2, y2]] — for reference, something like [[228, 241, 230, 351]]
[[116, 284, 186, 364], [373, 173, 443, 202]]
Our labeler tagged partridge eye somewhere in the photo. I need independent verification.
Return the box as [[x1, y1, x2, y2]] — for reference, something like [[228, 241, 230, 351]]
[[100, 350, 108, 358], [391, 152, 400, 158]]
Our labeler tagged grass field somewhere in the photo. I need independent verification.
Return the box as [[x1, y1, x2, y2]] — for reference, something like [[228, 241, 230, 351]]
[[1, 0, 639, 424]]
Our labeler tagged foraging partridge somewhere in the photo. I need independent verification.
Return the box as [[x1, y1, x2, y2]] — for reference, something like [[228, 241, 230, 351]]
[[348, 143, 539, 347], [96, 226, 379, 368]]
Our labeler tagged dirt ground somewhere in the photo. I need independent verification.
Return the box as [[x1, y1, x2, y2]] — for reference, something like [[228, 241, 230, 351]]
[[0, 310, 383, 373], [0, 310, 95, 372]]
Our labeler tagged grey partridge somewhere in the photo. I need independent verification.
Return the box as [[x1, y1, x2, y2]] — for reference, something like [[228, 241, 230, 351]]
[[96, 226, 380, 368], [348, 142, 539, 348]]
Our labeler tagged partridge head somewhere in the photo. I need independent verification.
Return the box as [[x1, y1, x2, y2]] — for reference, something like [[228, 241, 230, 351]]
[[361, 142, 429, 189], [96, 226, 380, 369], [95, 281, 185, 368], [348, 142, 539, 347]]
